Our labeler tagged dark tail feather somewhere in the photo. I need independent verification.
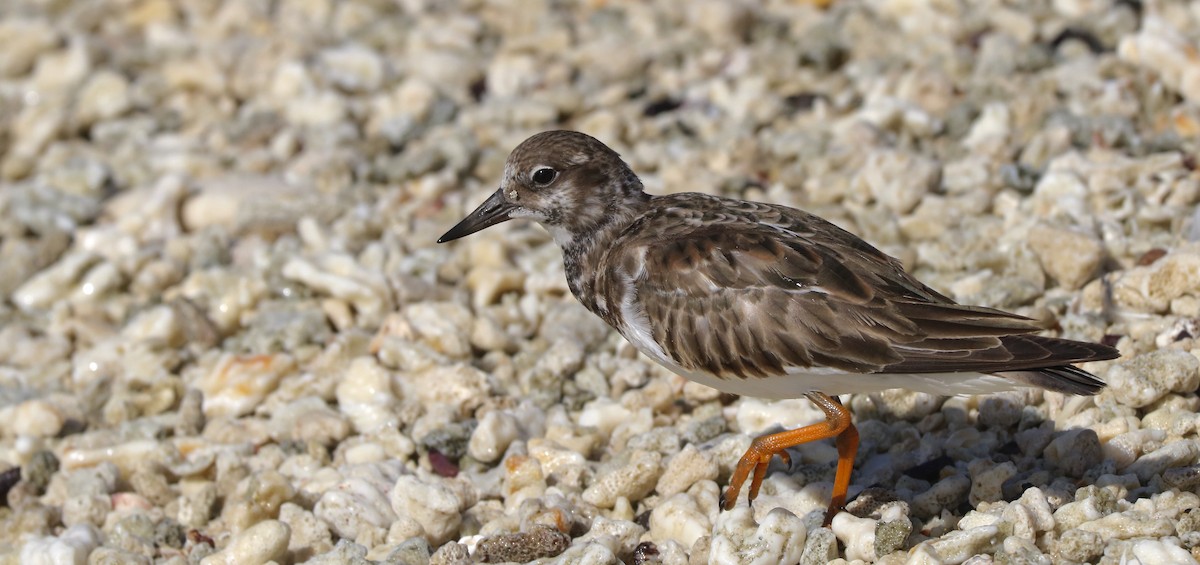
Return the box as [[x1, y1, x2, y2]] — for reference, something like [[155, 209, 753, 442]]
[[1000, 365, 1106, 395]]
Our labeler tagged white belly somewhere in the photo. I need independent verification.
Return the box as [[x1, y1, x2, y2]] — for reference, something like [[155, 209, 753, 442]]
[[627, 339, 1017, 398]]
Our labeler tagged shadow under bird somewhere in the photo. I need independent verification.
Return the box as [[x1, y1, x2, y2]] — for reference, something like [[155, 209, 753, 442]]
[[439, 130, 1120, 524]]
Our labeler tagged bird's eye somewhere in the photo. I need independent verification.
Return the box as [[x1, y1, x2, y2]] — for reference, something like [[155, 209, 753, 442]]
[[531, 167, 557, 185]]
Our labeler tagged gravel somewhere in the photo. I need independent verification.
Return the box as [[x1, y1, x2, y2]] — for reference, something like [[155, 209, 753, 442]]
[[1, 0, 1199, 563]]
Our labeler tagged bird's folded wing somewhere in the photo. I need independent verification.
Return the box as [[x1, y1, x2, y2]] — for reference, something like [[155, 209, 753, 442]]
[[606, 209, 1074, 380]]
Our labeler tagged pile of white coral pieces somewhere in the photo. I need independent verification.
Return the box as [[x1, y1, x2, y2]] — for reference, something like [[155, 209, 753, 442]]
[[1, 0, 1199, 563]]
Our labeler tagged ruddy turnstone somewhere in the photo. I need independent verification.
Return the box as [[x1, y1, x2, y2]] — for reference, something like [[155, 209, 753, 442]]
[[438, 130, 1119, 523]]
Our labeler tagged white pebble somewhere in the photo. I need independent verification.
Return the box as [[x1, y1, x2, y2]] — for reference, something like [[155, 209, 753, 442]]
[[710, 507, 806, 565], [198, 353, 294, 419], [19, 524, 101, 565], [1104, 429, 1164, 470], [1125, 440, 1200, 484], [0, 18, 58, 77], [1129, 539, 1197, 565], [655, 444, 719, 498], [648, 492, 712, 549], [1076, 511, 1175, 539], [1106, 350, 1200, 408], [831, 512, 878, 562], [74, 70, 131, 126], [582, 450, 662, 508], [968, 460, 1017, 505], [468, 410, 521, 463], [854, 149, 940, 214], [199, 520, 290, 565], [577, 397, 636, 437], [60, 440, 165, 478], [577, 515, 647, 558], [926, 525, 1001, 563], [1026, 224, 1103, 290], [335, 356, 399, 434], [281, 253, 392, 327], [390, 474, 474, 546], [8, 398, 66, 438], [313, 462, 404, 543], [1118, 17, 1200, 104], [734, 398, 826, 439], [401, 302, 475, 359], [319, 44, 384, 93], [11, 250, 98, 312]]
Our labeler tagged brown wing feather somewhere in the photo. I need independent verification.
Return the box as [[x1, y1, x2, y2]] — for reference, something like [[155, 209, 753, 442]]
[[604, 193, 1117, 383]]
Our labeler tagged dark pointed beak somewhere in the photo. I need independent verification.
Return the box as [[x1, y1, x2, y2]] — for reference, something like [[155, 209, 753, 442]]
[[437, 189, 517, 243]]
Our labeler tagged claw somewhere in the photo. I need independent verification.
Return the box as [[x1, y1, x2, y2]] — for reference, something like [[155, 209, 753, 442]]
[[721, 392, 857, 516]]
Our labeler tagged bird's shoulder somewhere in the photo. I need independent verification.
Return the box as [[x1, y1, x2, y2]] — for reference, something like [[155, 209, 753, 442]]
[[600, 192, 942, 304]]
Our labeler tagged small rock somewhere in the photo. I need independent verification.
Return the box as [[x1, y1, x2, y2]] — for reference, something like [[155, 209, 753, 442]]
[[1053, 486, 1118, 531], [799, 527, 837, 565], [313, 462, 403, 543], [1076, 511, 1175, 539], [385, 537, 432, 565], [996, 536, 1050, 565], [1054, 528, 1104, 563], [474, 525, 570, 563], [23, 450, 59, 493], [648, 493, 712, 549], [306, 539, 372, 565], [548, 542, 621, 565], [319, 44, 385, 93], [10, 398, 66, 438], [222, 470, 296, 530], [74, 70, 131, 127], [88, 547, 151, 565], [336, 356, 399, 434], [578, 515, 647, 559], [853, 149, 940, 214], [199, 520, 290, 565], [270, 397, 351, 447], [1118, 17, 1200, 104], [875, 517, 913, 558], [154, 518, 186, 550], [1026, 224, 1103, 290], [18, 524, 102, 565], [655, 444, 719, 498], [1105, 350, 1200, 408], [0, 18, 58, 77], [978, 393, 1023, 428], [280, 502, 334, 558], [429, 542, 471, 565], [1044, 429, 1102, 478], [468, 410, 521, 463], [421, 420, 476, 460], [1129, 539, 1197, 565], [911, 474, 970, 518], [927, 526, 1001, 562], [831, 512, 878, 562], [1125, 440, 1200, 484], [197, 353, 295, 419], [710, 507, 806, 565], [969, 460, 1018, 505], [583, 450, 662, 508], [390, 474, 474, 546], [129, 467, 173, 506], [1163, 464, 1200, 489]]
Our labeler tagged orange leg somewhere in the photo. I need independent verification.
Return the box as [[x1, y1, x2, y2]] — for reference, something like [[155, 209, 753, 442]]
[[722, 392, 858, 525]]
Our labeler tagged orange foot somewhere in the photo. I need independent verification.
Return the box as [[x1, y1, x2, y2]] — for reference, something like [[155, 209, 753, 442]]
[[721, 392, 859, 526]]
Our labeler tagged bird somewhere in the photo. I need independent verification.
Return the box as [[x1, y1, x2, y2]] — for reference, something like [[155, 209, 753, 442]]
[[438, 130, 1120, 524]]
